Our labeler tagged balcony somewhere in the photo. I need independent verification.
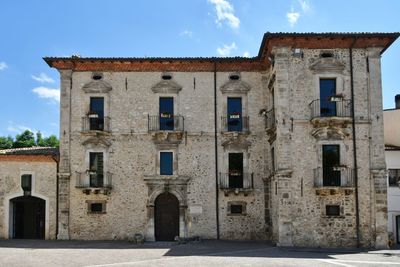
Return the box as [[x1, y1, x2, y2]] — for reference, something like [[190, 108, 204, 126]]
[[82, 116, 111, 133], [219, 172, 254, 196], [309, 99, 352, 129], [75, 171, 112, 194], [313, 167, 355, 188], [221, 116, 249, 133], [148, 115, 184, 144]]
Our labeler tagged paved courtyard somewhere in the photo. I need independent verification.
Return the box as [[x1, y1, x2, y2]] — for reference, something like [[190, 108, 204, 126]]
[[0, 239, 399, 267]]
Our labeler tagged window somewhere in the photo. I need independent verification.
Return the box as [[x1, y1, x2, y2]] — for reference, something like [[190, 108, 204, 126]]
[[229, 153, 243, 188], [160, 152, 173, 175], [21, 174, 32, 195], [87, 201, 106, 213], [320, 79, 336, 117], [89, 97, 104, 131], [271, 147, 275, 173], [228, 201, 246, 215], [389, 169, 400, 187], [159, 97, 174, 130], [322, 145, 341, 186], [227, 97, 242, 132], [326, 205, 340, 216], [89, 152, 104, 187]]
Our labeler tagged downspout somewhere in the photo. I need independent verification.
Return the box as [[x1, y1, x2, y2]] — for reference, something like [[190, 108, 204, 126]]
[[51, 154, 59, 239], [214, 61, 220, 239], [349, 39, 360, 248]]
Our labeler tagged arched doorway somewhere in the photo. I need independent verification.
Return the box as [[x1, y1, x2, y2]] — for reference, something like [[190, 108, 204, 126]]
[[154, 192, 179, 241], [10, 196, 45, 239]]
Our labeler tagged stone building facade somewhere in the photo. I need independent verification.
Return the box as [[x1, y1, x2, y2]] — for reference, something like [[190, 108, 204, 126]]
[[0, 147, 58, 240], [44, 32, 399, 248]]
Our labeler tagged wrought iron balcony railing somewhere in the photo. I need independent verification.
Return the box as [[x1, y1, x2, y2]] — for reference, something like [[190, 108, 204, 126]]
[[309, 99, 352, 120], [148, 115, 184, 132], [264, 108, 276, 129], [221, 116, 249, 132], [75, 171, 112, 189], [219, 172, 254, 189], [82, 116, 111, 132], [313, 167, 354, 188]]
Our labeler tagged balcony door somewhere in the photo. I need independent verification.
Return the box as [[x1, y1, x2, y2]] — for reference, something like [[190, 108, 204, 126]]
[[160, 97, 174, 130], [320, 79, 336, 117], [227, 97, 242, 131], [89, 152, 104, 187], [322, 145, 340, 186], [90, 97, 104, 130], [229, 153, 243, 188]]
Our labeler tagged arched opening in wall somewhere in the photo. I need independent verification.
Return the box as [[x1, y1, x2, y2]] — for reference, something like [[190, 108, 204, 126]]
[[154, 192, 179, 241], [9, 196, 45, 239]]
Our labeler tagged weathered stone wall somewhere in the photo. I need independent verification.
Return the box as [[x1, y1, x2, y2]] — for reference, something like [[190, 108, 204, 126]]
[[267, 47, 387, 248], [64, 70, 268, 240], [0, 159, 57, 239]]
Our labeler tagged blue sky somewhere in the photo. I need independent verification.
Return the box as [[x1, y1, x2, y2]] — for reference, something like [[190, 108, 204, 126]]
[[0, 0, 399, 137]]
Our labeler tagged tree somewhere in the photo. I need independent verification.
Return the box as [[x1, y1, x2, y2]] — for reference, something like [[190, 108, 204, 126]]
[[13, 130, 36, 148], [0, 136, 14, 149], [36, 131, 45, 146], [42, 135, 59, 148]]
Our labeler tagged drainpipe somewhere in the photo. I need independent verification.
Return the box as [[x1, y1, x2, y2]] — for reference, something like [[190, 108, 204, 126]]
[[349, 39, 360, 248], [51, 154, 59, 239], [214, 61, 220, 240]]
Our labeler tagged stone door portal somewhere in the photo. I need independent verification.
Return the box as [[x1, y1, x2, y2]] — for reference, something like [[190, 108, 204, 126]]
[[11, 196, 45, 239], [154, 192, 179, 241]]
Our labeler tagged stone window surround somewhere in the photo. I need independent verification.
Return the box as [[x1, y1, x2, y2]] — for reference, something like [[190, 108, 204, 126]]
[[223, 149, 249, 177], [325, 204, 342, 217], [156, 149, 178, 176], [153, 94, 180, 118], [227, 201, 247, 216], [221, 95, 249, 123], [313, 74, 345, 102], [86, 200, 107, 214], [84, 148, 108, 185], [85, 93, 110, 120], [316, 140, 348, 170], [19, 171, 36, 194]]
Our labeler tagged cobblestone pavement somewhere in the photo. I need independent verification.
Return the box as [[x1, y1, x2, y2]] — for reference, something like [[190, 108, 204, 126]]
[[0, 240, 399, 267]]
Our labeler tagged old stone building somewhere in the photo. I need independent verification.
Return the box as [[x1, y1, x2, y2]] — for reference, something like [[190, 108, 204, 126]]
[[44, 32, 399, 248], [0, 147, 58, 240]]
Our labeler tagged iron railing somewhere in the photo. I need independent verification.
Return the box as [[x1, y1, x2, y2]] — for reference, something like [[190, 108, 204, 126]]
[[219, 172, 254, 189], [82, 116, 111, 132], [309, 99, 352, 120], [148, 115, 184, 132], [75, 171, 112, 189], [264, 108, 275, 129], [313, 167, 354, 187], [221, 116, 249, 132]]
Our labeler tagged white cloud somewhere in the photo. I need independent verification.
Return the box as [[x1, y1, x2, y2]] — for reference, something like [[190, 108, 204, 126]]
[[0, 61, 8, 71], [208, 0, 240, 29], [31, 73, 55, 83], [180, 30, 193, 37], [7, 121, 36, 134], [32, 86, 60, 102], [243, 51, 250, 57], [286, 8, 300, 27], [217, 42, 237, 56], [298, 0, 310, 13]]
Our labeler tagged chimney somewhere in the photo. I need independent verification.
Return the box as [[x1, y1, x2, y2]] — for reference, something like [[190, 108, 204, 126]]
[[396, 94, 400, 109]]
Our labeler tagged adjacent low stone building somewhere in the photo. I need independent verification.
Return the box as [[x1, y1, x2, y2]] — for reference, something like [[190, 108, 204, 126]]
[[42, 32, 398, 248], [0, 147, 58, 240]]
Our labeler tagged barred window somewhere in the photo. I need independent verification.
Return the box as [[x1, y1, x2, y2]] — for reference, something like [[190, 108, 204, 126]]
[[388, 169, 400, 187]]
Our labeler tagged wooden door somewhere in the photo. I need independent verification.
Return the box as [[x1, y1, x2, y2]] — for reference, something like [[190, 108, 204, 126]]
[[155, 192, 179, 241]]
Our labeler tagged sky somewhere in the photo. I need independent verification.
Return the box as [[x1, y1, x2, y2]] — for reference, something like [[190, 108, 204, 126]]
[[0, 0, 399, 137]]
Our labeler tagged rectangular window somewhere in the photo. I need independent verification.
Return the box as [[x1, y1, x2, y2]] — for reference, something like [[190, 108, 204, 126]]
[[87, 201, 106, 213], [230, 205, 243, 214], [229, 153, 243, 188], [227, 97, 242, 131], [160, 152, 173, 175], [89, 97, 104, 131], [89, 152, 104, 187], [21, 174, 32, 195], [322, 145, 341, 186], [326, 205, 340, 216], [159, 97, 174, 130], [320, 79, 336, 117], [90, 203, 103, 212], [388, 169, 400, 187]]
